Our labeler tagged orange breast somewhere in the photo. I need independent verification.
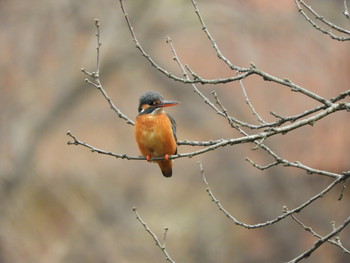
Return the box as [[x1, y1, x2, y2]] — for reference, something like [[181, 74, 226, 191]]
[[134, 113, 177, 158]]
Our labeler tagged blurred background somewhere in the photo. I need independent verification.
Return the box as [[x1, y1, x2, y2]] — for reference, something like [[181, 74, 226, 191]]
[[0, 0, 349, 262]]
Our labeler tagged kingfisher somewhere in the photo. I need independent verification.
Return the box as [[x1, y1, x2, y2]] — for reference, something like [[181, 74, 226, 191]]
[[134, 91, 179, 177]]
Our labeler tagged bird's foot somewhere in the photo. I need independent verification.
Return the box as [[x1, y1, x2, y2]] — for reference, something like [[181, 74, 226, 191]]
[[164, 154, 169, 161], [146, 155, 151, 162]]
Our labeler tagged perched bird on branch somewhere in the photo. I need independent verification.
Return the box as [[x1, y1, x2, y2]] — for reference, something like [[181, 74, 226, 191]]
[[134, 91, 179, 177]]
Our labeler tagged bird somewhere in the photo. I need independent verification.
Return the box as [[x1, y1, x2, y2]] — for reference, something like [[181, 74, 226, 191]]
[[134, 91, 179, 177]]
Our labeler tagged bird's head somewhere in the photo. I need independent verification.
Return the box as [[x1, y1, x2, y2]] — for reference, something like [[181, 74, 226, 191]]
[[138, 91, 179, 115]]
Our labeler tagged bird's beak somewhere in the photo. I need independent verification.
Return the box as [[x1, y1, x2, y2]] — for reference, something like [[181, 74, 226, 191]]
[[158, 100, 180, 108]]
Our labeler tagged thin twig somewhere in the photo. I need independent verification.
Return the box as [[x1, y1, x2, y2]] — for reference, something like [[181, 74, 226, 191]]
[[287, 216, 350, 263], [165, 37, 229, 121], [67, 131, 141, 160], [82, 19, 134, 125], [189, 0, 246, 72], [118, 0, 210, 84], [338, 183, 346, 201], [197, 162, 348, 229], [132, 207, 175, 263], [211, 91, 239, 129], [299, 0, 350, 35], [245, 158, 279, 170], [294, 0, 350, 41], [95, 19, 101, 74], [290, 213, 350, 255], [344, 0, 350, 19], [118, 0, 254, 85], [239, 80, 267, 124], [250, 66, 333, 107], [177, 139, 224, 146]]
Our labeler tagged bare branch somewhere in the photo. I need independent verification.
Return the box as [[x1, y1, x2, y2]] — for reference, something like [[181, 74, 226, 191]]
[[118, 0, 200, 84], [165, 36, 188, 78], [189, 0, 247, 72], [338, 183, 346, 201], [67, 131, 142, 160], [177, 139, 224, 147], [344, 0, 350, 19], [290, 214, 350, 255], [211, 91, 239, 129], [82, 19, 134, 125], [132, 207, 175, 263], [239, 80, 267, 124], [287, 216, 350, 263], [165, 36, 234, 123], [197, 162, 348, 229], [245, 157, 279, 170], [94, 19, 101, 74], [250, 65, 333, 107], [294, 0, 350, 41]]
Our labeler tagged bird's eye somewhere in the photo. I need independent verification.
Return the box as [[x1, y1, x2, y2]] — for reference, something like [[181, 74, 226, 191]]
[[151, 101, 160, 106]]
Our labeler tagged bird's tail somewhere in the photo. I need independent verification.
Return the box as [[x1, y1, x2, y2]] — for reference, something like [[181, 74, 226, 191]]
[[157, 160, 173, 177]]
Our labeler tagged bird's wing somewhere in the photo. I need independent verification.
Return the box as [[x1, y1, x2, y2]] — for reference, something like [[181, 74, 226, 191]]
[[167, 113, 177, 154]]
